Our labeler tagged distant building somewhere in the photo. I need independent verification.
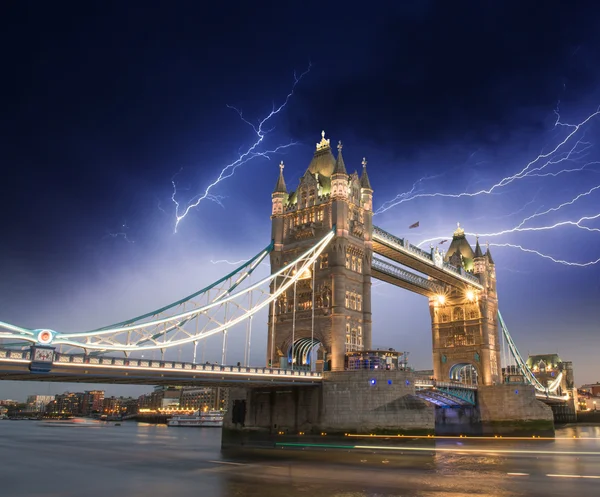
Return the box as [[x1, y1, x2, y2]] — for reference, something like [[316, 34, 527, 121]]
[[149, 386, 182, 409], [81, 390, 105, 415], [179, 387, 229, 411], [46, 392, 83, 416], [26, 395, 54, 412], [102, 396, 138, 416], [580, 383, 600, 396], [526, 353, 577, 409]]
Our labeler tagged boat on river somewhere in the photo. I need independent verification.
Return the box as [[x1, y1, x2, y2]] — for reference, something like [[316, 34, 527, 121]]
[[168, 410, 224, 427]]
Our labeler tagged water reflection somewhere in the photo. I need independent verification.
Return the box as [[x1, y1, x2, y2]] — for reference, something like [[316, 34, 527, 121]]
[[0, 421, 598, 497]]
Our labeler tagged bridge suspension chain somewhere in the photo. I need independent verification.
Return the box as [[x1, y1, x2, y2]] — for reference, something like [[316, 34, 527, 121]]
[[0, 230, 335, 355], [498, 310, 566, 397]]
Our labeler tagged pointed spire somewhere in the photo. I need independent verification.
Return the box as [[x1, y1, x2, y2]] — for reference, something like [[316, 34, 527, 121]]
[[474, 236, 483, 258], [485, 241, 495, 264], [360, 157, 372, 190], [273, 161, 287, 194], [333, 140, 347, 175]]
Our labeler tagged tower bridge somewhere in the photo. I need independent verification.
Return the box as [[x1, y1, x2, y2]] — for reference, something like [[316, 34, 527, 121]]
[[0, 131, 575, 437]]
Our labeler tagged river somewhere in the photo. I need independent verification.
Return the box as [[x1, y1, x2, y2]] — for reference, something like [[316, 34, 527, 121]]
[[1, 421, 599, 496]]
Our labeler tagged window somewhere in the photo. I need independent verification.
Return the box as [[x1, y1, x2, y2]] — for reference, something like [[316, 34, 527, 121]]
[[351, 256, 357, 271], [453, 307, 464, 321], [320, 254, 328, 269], [357, 295, 362, 311], [357, 258, 362, 273], [350, 293, 356, 310], [346, 324, 364, 352], [345, 292, 349, 307], [317, 209, 324, 222], [345, 253, 351, 269]]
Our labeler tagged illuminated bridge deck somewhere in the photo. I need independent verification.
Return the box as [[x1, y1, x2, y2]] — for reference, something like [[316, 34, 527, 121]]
[[0, 349, 322, 387], [372, 225, 483, 290]]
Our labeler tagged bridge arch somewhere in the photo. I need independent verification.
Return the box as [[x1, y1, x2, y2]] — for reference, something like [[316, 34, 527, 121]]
[[449, 362, 479, 385], [287, 337, 322, 370]]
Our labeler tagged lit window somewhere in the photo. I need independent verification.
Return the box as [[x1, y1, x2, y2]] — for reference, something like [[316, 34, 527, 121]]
[[345, 292, 349, 307]]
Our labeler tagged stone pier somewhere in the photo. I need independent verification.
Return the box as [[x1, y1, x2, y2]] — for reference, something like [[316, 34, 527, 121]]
[[222, 371, 556, 449]]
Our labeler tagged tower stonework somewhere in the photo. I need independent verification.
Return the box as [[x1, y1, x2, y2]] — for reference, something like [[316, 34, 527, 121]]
[[429, 227, 500, 385], [267, 133, 373, 371]]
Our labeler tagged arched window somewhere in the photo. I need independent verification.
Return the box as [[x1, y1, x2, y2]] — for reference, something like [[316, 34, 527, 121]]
[[453, 307, 464, 321], [441, 314, 449, 323]]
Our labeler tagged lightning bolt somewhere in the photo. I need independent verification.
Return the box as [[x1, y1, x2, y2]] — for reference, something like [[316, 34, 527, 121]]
[[210, 258, 269, 268], [490, 243, 600, 267], [172, 63, 311, 232], [375, 107, 600, 215]]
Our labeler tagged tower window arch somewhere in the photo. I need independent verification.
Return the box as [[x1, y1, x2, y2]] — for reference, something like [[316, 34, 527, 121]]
[[453, 307, 464, 321]]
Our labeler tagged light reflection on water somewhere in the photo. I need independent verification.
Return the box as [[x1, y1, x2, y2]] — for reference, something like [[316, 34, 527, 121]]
[[0, 421, 598, 497]]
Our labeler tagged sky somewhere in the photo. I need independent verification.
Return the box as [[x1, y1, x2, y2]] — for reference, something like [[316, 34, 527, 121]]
[[1, 1, 600, 400]]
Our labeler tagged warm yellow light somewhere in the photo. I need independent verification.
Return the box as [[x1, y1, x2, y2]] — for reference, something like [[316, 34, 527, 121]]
[[437, 295, 446, 305], [466, 290, 475, 301]]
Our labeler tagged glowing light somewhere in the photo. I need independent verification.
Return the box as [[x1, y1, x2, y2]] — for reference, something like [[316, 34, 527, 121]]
[[436, 295, 446, 305], [172, 63, 311, 232], [466, 290, 475, 302]]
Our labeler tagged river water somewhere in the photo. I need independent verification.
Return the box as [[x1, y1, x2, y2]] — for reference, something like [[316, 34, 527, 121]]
[[1, 421, 599, 496]]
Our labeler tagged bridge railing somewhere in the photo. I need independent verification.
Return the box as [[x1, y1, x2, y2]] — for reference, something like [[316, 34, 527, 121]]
[[372, 257, 442, 293], [0, 348, 323, 378], [414, 379, 478, 390], [373, 226, 482, 287]]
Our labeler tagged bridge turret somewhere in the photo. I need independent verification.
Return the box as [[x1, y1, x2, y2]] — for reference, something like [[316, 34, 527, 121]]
[[430, 226, 501, 386], [271, 161, 288, 252], [267, 132, 373, 372]]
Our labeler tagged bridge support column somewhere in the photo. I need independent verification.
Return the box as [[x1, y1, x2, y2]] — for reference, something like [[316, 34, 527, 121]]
[[222, 370, 435, 450], [477, 384, 554, 435]]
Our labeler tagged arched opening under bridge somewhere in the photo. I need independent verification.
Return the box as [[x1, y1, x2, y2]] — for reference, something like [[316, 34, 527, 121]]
[[449, 363, 479, 385], [287, 337, 323, 372]]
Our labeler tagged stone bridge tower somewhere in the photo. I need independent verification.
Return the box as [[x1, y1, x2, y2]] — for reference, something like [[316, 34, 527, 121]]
[[429, 225, 500, 385], [268, 132, 373, 371]]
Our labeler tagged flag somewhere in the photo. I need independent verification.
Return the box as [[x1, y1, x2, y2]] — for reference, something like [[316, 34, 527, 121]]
[[409, 221, 419, 229], [439, 239, 448, 245]]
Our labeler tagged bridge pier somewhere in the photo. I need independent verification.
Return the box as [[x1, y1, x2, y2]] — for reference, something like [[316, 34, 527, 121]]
[[477, 384, 554, 435], [222, 370, 436, 449], [223, 376, 556, 449]]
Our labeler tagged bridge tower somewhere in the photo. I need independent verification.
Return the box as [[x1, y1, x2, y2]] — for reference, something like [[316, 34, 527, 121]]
[[268, 132, 373, 371], [429, 226, 500, 385]]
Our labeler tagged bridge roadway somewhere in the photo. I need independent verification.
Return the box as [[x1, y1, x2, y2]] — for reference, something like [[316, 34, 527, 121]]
[[372, 225, 483, 292], [0, 348, 322, 387]]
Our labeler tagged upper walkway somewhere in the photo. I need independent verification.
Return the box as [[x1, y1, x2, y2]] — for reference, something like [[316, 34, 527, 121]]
[[372, 226, 483, 290]]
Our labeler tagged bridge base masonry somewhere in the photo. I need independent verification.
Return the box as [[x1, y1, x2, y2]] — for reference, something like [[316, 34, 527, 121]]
[[222, 371, 555, 449]]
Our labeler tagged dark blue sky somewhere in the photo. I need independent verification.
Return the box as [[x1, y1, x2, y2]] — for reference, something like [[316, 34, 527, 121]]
[[1, 1, 599, 399]]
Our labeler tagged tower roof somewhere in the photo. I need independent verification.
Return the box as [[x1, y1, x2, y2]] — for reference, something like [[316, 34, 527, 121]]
[[360, 157, 372, 190], [474, 237, 483, 258], [485, 242, 495, 264], [307, 131, 336, 177], [333, 140, 347, 175], [273, 161, 287, 194], [443, 223, 474, 271]]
